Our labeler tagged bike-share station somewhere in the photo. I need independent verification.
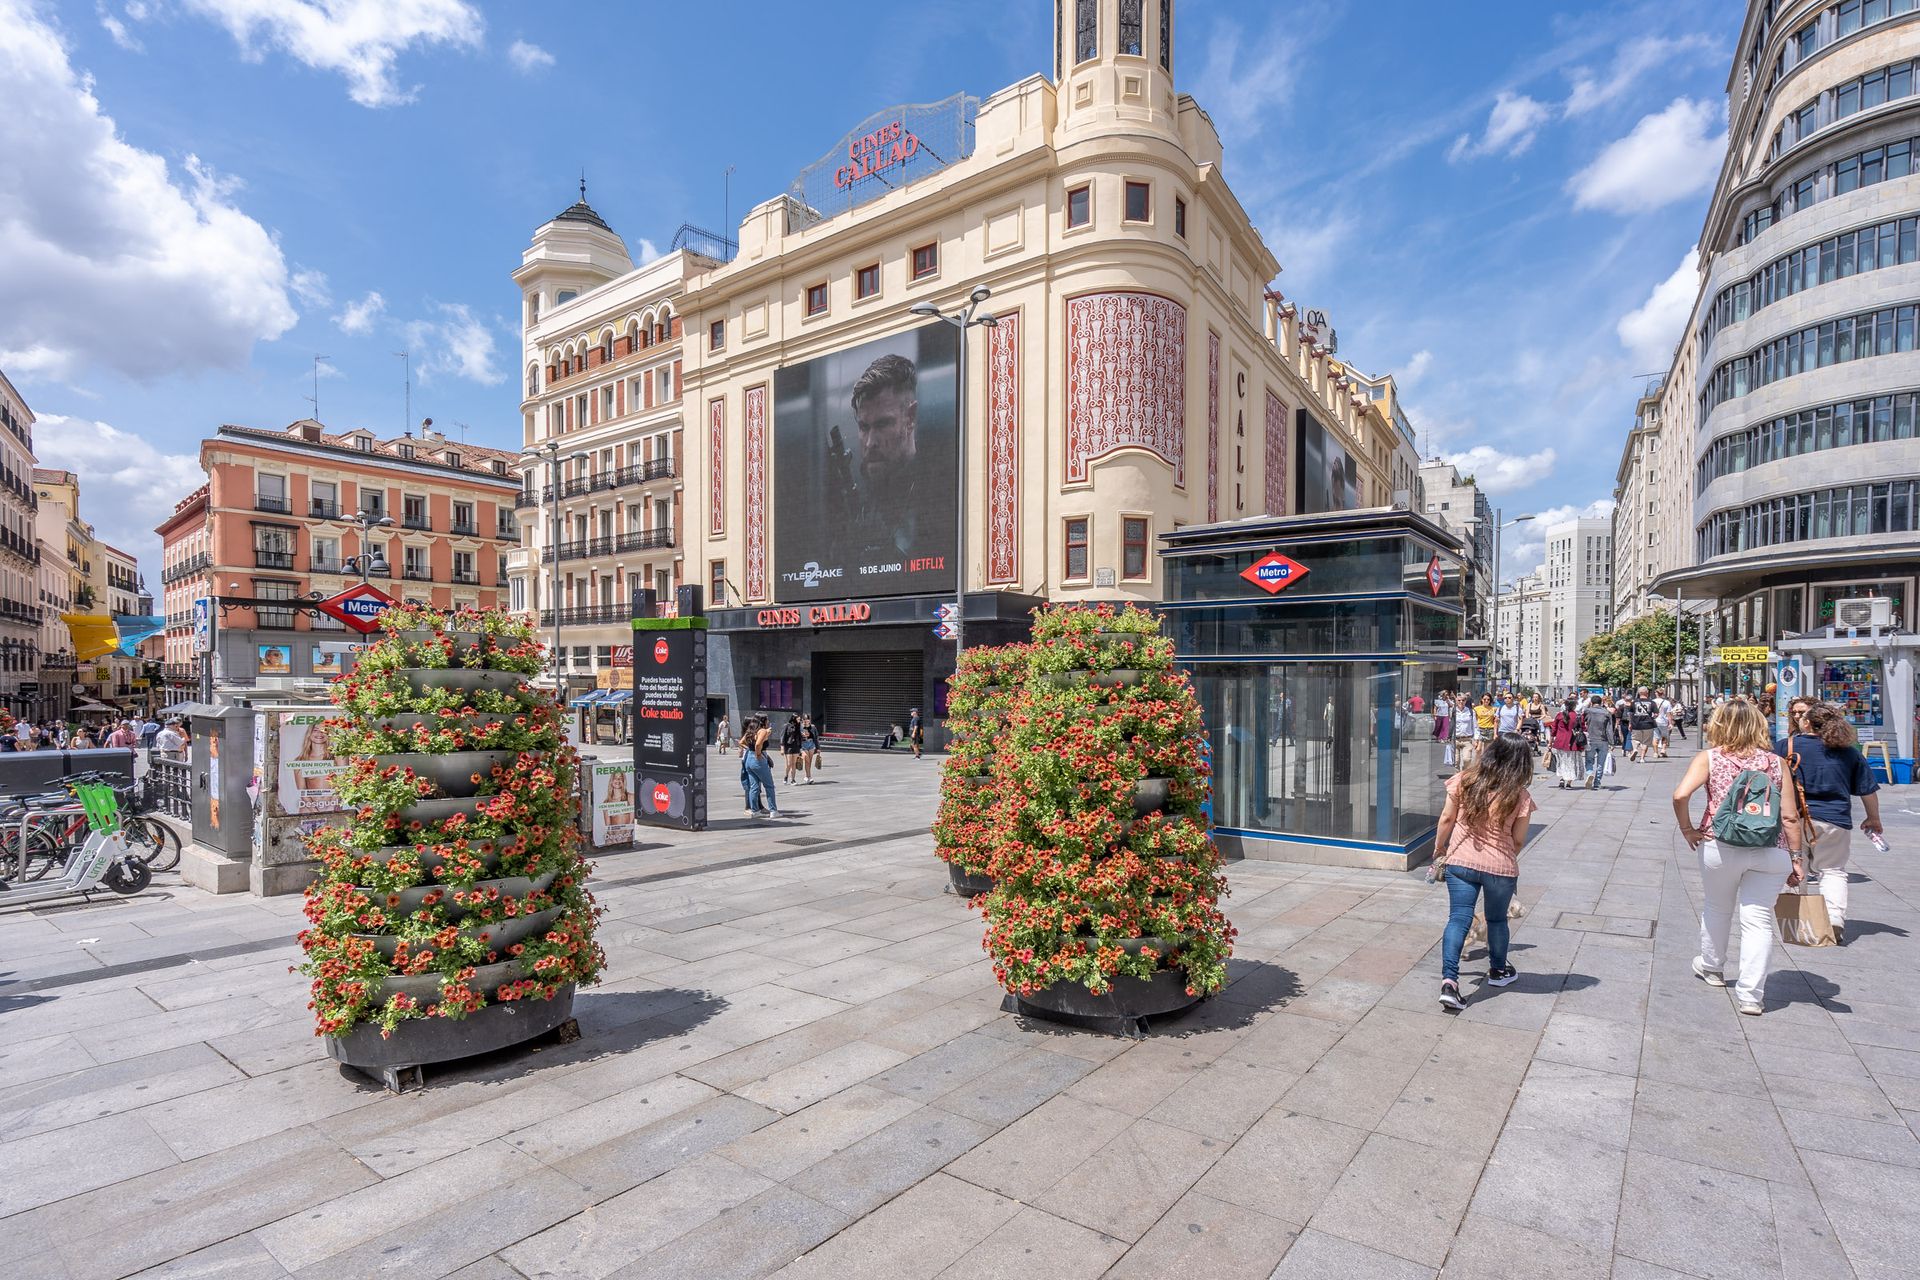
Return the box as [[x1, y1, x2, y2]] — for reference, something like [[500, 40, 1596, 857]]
[[0, 769, 156, 908]]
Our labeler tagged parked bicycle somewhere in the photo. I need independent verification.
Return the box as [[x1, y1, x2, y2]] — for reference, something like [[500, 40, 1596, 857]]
[[0, 771, 179, 880], [0, 780, 151, 906]]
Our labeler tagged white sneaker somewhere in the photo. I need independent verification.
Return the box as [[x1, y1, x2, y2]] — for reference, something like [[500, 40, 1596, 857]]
[[1737, 999, 1763, 1016], [1692, 957, 1726, 987]]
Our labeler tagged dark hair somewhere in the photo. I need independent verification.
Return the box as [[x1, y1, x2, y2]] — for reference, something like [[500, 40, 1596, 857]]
[[851, 353, 916, 410], [1804, 702, 1858, 750], [1454, 732, 1534, 841], [1562, 697, 1576, 713]]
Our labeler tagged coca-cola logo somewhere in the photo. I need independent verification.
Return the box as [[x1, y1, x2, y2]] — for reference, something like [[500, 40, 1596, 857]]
[[653, 638, 669, 663], [652, 784, 671, 812]]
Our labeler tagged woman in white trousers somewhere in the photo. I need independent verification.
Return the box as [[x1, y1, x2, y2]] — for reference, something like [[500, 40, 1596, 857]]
[[1671, 699, 1804, 1014]]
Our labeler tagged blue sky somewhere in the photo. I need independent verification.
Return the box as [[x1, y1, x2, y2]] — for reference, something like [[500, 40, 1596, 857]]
[[3, 0, 1734, 578]]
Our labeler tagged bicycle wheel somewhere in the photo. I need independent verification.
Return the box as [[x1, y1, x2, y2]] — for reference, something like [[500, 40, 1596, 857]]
[[20, 827, 65, 881], [123, 816, 182, 873]]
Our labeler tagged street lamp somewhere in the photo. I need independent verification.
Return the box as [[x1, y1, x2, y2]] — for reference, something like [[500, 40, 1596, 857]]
[[343, 510, 393, 583], [910, 286, 997, 659], [1490, 510, 1534, 691], [522, 442, 589, 698]]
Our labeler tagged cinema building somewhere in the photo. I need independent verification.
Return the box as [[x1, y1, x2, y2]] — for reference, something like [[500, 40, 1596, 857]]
[[513, 0, 1400, 749]]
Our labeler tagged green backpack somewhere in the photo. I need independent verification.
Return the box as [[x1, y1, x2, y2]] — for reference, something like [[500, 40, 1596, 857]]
[[1710, 758, 1782, 848]]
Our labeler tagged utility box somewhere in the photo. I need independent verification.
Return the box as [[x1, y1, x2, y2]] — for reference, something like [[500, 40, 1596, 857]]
[[180, 705, 257, 894]]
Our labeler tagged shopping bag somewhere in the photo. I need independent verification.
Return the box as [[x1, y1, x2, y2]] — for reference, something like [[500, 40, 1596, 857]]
[[1774, 889, 1836, 947], [1605, 751, 1616, 776]]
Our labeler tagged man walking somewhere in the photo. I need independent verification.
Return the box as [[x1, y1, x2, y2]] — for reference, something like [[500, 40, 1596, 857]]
[[1583, 696, 1615, 789], [906, 707, 924, 760], [1629, 686, 1657, 762]]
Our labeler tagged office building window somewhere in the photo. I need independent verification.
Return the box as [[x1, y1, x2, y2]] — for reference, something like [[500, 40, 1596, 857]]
[[708, 320, 725, 351], [855, 263, 880, 300], [1123, 517, 1149, 579], [1067, 184, 1091, 228], [806, 283, 828, 316], [710, 560, 727, 607], [1065, 517, 1090, 580], [1124, 180, 1150, 222], [1174, 197, 1186, 238], [912, 243, 938, 280]]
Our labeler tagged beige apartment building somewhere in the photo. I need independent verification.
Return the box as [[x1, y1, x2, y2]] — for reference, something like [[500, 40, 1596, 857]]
[[1612, 362, 1696, 628], [511, 0, 1385, 740], [0, 370, 44, 718]]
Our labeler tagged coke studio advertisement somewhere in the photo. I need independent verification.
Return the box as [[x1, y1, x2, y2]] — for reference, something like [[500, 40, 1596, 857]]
[[629, 617, 708, 832]]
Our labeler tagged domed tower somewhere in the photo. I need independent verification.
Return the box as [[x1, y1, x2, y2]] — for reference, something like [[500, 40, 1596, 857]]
[[1052, 0, 1179, 137], [512, 180, 633, 336]]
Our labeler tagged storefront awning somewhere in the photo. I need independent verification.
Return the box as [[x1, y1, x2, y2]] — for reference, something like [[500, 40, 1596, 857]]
[[601, 689, 632, 704], [569, 690, 608, 708]]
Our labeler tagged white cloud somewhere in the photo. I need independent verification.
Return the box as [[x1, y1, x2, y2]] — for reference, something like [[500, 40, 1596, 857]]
[[289, 267, 331, 307], [1189, 19, 1299, 143], [1617, 249, 1700, 369], [98, 4, 142, 51], [1568, 98, 1725, 214], [1441, 444, 1559, 493], [0, 4, 297, 382], [404, 302, 502, 385], [180, 0, 485, 107], [334, 289, 386, 334], [35, 413, 203, 572], [506, 38, 552, 75], [1270, 209, 1355, 293], [1446, 92, 1551, 162], [1565, 34, 1718, 117], [1501, 499, 1617, 579], [1401, 350, 1434, 387]]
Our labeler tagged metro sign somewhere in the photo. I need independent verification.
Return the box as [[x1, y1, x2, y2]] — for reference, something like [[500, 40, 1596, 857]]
[[1426, 554, 1445, 597], [1241, 553, 1310, 595], [314, 582, 398, 635]]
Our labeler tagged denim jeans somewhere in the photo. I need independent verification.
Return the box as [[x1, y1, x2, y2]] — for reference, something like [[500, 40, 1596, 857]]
[[1584, 745, 1609, 785], [745, 756, 778, 813], [1442, 865, 1517, 982]]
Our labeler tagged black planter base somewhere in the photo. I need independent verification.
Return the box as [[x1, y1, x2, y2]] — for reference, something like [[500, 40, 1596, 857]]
[[1003, 968, 1204, 1040], [947, 861, 995, 898], [325, 984, 577, 1093]]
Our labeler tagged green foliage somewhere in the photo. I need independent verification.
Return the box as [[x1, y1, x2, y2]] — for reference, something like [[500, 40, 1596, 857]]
[[1577, 609, 1706, 690]]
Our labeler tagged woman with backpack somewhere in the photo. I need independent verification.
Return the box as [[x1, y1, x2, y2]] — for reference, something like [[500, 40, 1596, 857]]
[[1432, 732, 1536, 1010], [1778, 700, 1882, 944], [780, 715, 805, 784], [1549, 696, 1583, 788], [1672, 698, 1803, 1014]]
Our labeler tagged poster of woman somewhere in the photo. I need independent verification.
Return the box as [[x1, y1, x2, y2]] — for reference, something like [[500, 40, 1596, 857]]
[[310, 643, 345, 677], [278, 712, 346, 813], [591, 762, 636, 847], [257, 645, 292, 676]]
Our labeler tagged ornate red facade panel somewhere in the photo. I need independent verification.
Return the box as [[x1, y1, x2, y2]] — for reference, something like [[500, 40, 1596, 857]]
[[985, 312, 1020, 585], [1264, 390, 1288, 516], [744, 385, 768, 600], [708, 396, 725, 537], [1064, 292, 1186, 485], [1206, 331, 1220, 523]]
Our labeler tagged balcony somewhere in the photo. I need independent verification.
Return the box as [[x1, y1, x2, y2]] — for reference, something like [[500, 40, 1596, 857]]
[[253, 550, 295, 570], [450, 520, 478, 536], [538, 604, 633, 627], [309, 499, 342, 520], [401, 565, 434, 582], [358, 505, 386, 523], [402, 514, 432, 532], [310, 557, 347, 575], [515, 490, 540, 510], [496, 524, 520, 542], [161, 552, 211, 584], [541, 457, 678, 504], [544, 528, 676, 563], [451, 570, 480, 585], [255, 494, 291, 514]]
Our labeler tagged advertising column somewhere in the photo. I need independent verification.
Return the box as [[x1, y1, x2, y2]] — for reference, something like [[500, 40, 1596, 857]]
[[631, 616, 708, 831]]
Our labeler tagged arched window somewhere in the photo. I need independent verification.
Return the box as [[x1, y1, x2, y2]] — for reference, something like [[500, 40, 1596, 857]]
[[601, 333, 614, 364], [1075, 0, 1098, 64]]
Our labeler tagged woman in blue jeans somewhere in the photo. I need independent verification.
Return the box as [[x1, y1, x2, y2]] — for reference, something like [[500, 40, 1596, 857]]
[[1431, 733, 1537, 1009]]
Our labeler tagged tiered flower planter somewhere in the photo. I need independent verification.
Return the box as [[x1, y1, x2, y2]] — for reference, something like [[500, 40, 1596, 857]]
[[299, 606, 604, 1091], [934, 643, 1029, 899], [975, 604, 1234, 1037]]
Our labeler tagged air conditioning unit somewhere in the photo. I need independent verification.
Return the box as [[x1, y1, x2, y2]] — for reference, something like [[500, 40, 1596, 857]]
[[1834, 597, 1894, 629]]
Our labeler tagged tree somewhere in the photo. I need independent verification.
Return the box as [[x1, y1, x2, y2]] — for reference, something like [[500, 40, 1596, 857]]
[[1578, 608, 1706, 691]]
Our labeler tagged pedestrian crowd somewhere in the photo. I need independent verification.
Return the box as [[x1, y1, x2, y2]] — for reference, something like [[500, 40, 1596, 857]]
[[0, 715, 188, 759], [1427, 687, 1883, 1018]]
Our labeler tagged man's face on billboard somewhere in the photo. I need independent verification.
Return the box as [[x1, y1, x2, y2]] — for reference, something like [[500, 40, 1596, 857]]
[[855, 385, 917, 487]]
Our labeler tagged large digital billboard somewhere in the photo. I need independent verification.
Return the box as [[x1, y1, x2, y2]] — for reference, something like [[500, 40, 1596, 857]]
[[1296, 408, 1360, 515], [773, 322, 958, 602]]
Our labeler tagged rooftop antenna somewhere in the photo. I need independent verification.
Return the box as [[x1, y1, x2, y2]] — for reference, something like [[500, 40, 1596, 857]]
[[452, 420, 471, 443], [724, 164, 736, 261], [580, 170, 587, 203], [305, 354, 331, 422], [395, 350, 410, 436]]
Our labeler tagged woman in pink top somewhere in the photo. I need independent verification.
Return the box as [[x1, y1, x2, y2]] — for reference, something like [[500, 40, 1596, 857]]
[[1672, 698, 1803, 1014], [1432, 733, 1536, 1010]]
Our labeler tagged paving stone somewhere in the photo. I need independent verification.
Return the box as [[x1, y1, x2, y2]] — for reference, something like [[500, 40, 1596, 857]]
[[0, 1112, 177, 1218], [776, 1172, 1017, 1279], [1766, 1179, 1855, 1280], [718, 1083, 922, 1182], [1468, 1126, 1624, 1253], [1614, 1149, 1781, 1280], [1065, 1040, 1215, 1116], [1631, 1078, 1808, 1184], [1435, 1214, 1609, 1280], [1535, 1011, 1641, 1076], [557, 1094, 781, 1199], [787, 1104, 992, 1218], [935, 1044, 1096, 1128], [325, 1080, 584, 1176], [1800, 1147, 1920, 1279], [945, 1093, 1134, 1202], [1307, 1131, 1482, 1268], [1268, 1227, 1437, 1279], [290, 1168, 589, 1280], [1031, 1115, 1223, 1243], [1505, 1059, 1635, 1149], [0, 1041, 245, 1141], [935, 1205, 1127, 1279], [1102, 1188, 1299, 1278], [501, 1153, 775, 1280], [777, 954, 931, 1004], [127, 1234, 291, 1278], [604, 1185, 848, 1280], [1215, 1010, 1347, 1073], [1552, 913, 1654, 938], [736, 1040, 910, 1114], [865, 1030, 1025, 1105], [1143, 1059, 1298, 1141], [1638, 1027, 1767, 1097], [256, 1141, 541, 1271], [1375, 1074, 1516, 1160], [0, 1032, 99, 1090], [138, 1059, 384, 1161], [1779, 1105, 1920, 1168], [1192, 1108, 1369, 1225], [1275, 1044, 1421, 1129]]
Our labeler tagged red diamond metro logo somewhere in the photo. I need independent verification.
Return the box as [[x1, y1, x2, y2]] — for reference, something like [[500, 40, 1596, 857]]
[[1241, 553, 1310, 594], [314, 582, 398, 634]]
